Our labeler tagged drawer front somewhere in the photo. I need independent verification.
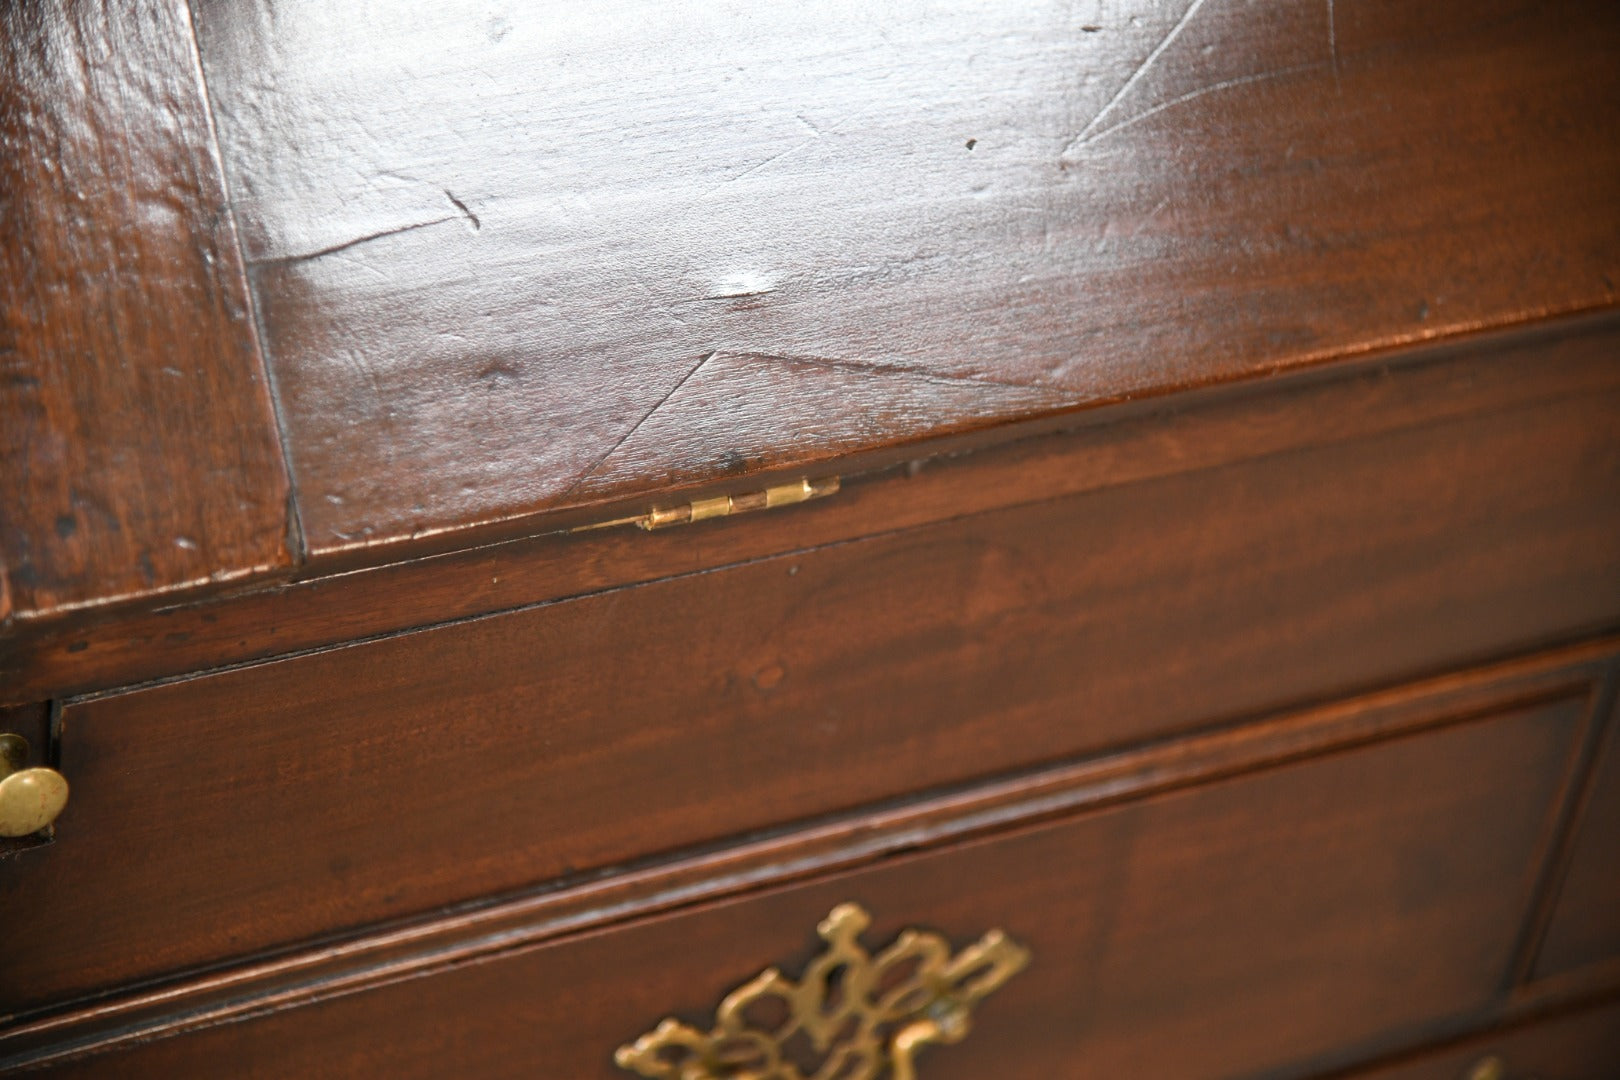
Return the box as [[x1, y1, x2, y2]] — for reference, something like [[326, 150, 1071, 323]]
[[5, 369, 1618, 1015], [1344, 999, 1620, 1079], [37, 700, 1580, 1078], [1532, 699, 1620, 983]]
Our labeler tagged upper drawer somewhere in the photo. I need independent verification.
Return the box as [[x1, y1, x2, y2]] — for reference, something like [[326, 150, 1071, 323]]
[[3, 369, 1619, 1017], [32, 690, 1587, 1078]]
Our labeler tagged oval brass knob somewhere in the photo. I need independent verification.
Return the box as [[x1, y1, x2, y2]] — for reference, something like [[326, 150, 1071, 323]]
[[615, 903, 1030, 1079], [0, 733, 69, 838]]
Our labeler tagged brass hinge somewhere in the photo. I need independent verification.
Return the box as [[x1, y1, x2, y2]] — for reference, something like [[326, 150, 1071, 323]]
[[572, 476, 839, 533]]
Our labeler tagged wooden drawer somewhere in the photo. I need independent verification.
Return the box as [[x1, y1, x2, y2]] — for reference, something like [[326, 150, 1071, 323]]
[[29, 688, 1587, 1077], [6, 352, 1619, 1017], [1531, 701, 1620, 984], [1342, 999, 1620, 1079], [6, 0, 1619, 1074]]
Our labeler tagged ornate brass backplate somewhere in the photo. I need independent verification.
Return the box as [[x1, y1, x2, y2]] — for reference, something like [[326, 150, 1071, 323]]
[[614, 902, 1030, 1080]]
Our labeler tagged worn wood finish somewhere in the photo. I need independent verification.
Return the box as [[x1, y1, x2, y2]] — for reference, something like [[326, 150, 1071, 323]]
[[6, 3, 1620, 1074], [28, 701, 1583, 1078], [4, 351, 1616, 1013], [2, 639, 1606, 1070], [0, 1, 293, 626], [1335, 998, 1620, 1080], [3, 309, 1618, 707], [1532, 693, 1620, 984], [191, 0, 1620, 563]]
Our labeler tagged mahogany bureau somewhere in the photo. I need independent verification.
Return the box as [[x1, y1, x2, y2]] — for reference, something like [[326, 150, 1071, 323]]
[[2, 1, 1618, 1076]]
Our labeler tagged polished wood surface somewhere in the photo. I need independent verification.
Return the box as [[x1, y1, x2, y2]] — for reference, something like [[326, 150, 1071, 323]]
[[4, 0, 1616, 661], [2, 639, 1604, 1068], [1338, 998, 1620, 1079], [1532, 694, 1620, 984], [191, 0, 1620, 564], [4, 309, 1618, 707], [4, 2, 1619, 1075], [5, 338, 1615, 1012], [0, 1, 292, 627], [29, 699, 1583, 1078]]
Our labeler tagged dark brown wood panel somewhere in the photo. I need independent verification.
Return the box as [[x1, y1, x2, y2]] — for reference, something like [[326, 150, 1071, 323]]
[[2, 359, 1615, 1014], [1337, 998, 1620, 1079], [1532, 695, 1620, 984], [0, 640, 1603, 1067], [3, 310, 1617, 707], [190, 0, 1620, 562], [30, 700, 1581, 1078], [0, 1, 293, 625]]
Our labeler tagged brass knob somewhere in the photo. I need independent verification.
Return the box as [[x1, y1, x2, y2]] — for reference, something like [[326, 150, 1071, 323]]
[[1465, 1056, 1510, 1080], [0, 733, 69, 838]]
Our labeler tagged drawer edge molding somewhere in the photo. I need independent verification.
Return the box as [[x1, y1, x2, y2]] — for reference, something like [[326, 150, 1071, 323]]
[[2, 635, 1613, 1072]]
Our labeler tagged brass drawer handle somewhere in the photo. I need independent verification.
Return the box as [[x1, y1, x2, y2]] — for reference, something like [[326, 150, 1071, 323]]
[[615, 902, 1030, 1079], [0, 733, 69, 838], [1465, 1056, 1539, 1080]]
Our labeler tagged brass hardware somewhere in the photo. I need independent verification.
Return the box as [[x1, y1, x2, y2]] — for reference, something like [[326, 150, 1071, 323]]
[[1464, 1057, 1507, 1080], [0, 733, 69, 838], [614, 902, 1029, 1080], [574, 476, 839, 534]]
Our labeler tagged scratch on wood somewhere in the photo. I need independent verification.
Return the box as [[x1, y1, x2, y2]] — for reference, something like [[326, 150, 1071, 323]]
[[1327, 0, 1340, 87], [443, 189, 480, 231], [552, 351, 719, 498], [703, 137, 819, 197], [1075, 62, 1323, 148], [1064, 0, 1211, 154], [735, 350, 1056, 394], [1132, 196, 1171, 236], [248, 216, 459, 268], [671, 280, 780, 306], [700, 107, 887, 198], [551, 345, 1060, 499], [330, 252, 393, 283], [336, 347, 396, 468]]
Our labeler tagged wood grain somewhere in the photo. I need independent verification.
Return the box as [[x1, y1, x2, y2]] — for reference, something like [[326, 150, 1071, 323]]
[[2, 638, 1607, 1070], [4, 336, 1615, 1009], [190, 0, 1620, 563], [1333, 998, 1620, 1079], [4, 309, 1618, 707], [0, 2, 293, 625], [26, 700, 1582, 1078], [4, 4, 1618, 1075], [1532, 692, 1620, 984]]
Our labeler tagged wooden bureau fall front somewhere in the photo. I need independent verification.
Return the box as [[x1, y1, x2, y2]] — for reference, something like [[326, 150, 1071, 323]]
[[2, 1, 1618, 1077]]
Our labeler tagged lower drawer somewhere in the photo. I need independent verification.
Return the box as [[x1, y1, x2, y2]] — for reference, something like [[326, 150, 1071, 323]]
[[38, 693, 1581, 1078], [1531, 705, 1620, 984], [1343, 998, 1620, 1079]]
